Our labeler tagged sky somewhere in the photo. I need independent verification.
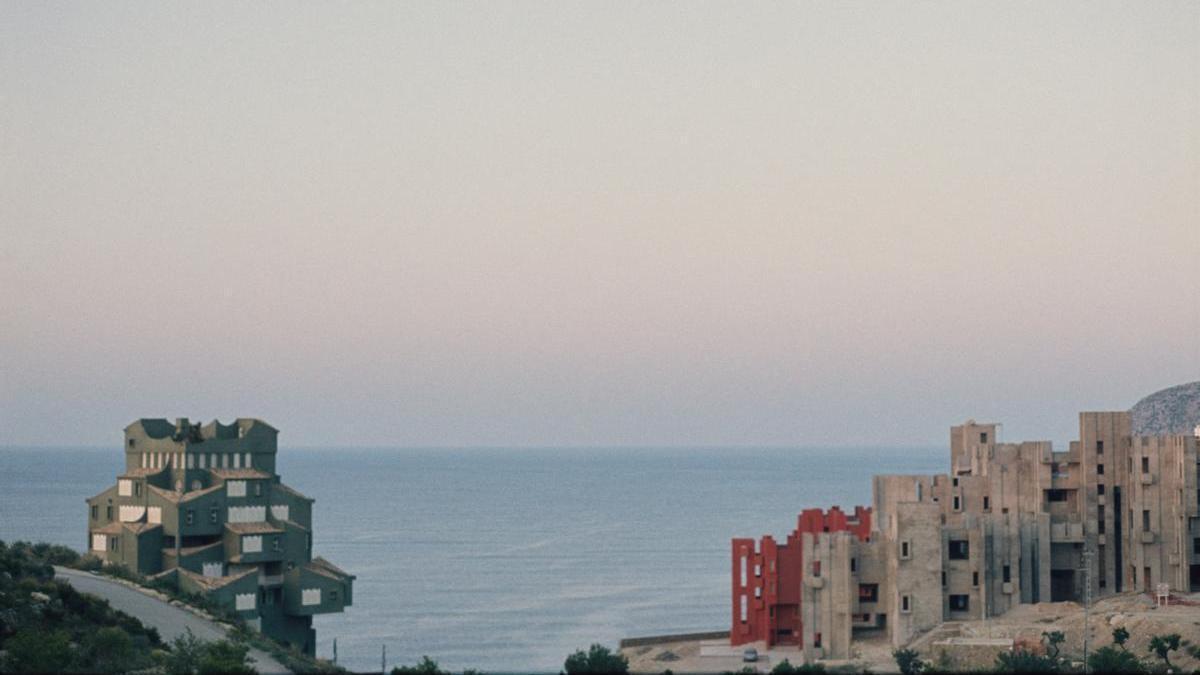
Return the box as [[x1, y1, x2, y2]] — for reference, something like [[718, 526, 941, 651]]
[[2, 2, 1198, 449]]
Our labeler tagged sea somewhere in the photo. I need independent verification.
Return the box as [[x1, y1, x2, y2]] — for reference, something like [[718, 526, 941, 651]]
[[0, 446, 943, 673]]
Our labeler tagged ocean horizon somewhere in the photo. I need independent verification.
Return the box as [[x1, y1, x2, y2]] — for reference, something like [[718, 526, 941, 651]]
[[0, 445, 944, 672]]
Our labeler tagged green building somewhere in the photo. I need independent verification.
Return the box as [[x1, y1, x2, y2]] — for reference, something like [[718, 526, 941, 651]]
[[86, 418, 354, 655]]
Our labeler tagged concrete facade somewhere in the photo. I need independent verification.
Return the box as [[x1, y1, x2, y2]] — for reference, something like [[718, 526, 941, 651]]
[[87, 418, 354, 655], [731, 411, 1200, 659]]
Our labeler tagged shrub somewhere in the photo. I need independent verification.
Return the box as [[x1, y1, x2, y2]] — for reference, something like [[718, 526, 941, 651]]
[[1147, 633, 1181, 668], [1087, 645, 1145, 674], [1113, 626, 1130, 650], [1042, 630, 1065, 659], [994, 648, 1059, 673], [892, 648, 925, 675], [391, 656, 448, 675], [564, 644, 629, 674], [1, 628, 74, 672]]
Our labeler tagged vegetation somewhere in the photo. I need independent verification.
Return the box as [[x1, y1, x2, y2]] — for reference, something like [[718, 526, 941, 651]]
[[1087, 645, 1145, 674], [563, 644, 629, 674], [1041, 630, 1065, 659], [770, 659, 826, 673], [892, 647, 925, 675], [993, 648, 1059, 673], [0, 540, 164, 673], [391, 656, 448, 675], [1113, 625, 1130, 650], [1147, 633, 1181, 669]]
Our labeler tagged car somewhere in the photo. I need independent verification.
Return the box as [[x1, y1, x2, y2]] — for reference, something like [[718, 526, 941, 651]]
[[742, 647, 758, 662]]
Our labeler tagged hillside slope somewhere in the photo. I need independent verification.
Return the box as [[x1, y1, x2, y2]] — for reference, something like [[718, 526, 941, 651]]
[[1130, 380, 1200, 436]]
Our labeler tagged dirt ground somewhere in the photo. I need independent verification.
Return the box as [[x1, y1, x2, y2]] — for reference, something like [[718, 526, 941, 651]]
[[623, 591, 1200, 674]]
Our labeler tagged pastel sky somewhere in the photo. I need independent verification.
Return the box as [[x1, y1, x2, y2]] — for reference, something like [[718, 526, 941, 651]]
[[2, 2, 1197, 448]]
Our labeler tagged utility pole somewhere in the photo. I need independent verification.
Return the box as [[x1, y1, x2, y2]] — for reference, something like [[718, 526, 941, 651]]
[[333, 638, 337, 665], [1081, 549, 1093, 673], [382, 644, 387, 675]]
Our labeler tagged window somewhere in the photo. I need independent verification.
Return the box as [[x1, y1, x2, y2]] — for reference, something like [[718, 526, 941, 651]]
[[91, 505, 98, 520], [901, 541, 910, 559], [973, 571, 979, 587], [330, 590, 338, 603], [1097, 483, 1105, 495], [1098, 464, 1105, 475], [254, 482, 262, 497], [941, 571, 947, 587], [272, 537, 281, 552], [850, 557, 857, 572], [106, 505, 113, 520], [1001, 507, 1009, 514], [858, 584, 878, 603], [1142, 457, 1150, 473], [1143, 509, 1151, 531], [185, 509, 194, 526], [980, 432, 988, 443], [1002, 565, 1011, 583], [210, 507, 219, 524], [949, 594, 969, 611], [813, 633, 822, 648], [901, 595, 911, 613], [812, 561, 821, 578], [953, 477, 959, 487], [134, 482, 141, 496], [1046, 489, 1068, 502], [949, 540, 970, 560], [983, 496, 990, 511], [128, 438, 136, 448], [1098, 505, 1106, 533], [1096, 440, 1103, 454], [1194, 538, 1200, 555], [953, 496, 961, 511]]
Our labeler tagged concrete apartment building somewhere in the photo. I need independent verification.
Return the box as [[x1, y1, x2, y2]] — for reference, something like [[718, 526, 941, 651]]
[[86, 418, 354, 655], [732, 411, 1200, 663]]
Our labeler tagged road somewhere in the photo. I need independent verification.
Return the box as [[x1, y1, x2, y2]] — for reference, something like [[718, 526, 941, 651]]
[[54, 566, 289, 674]]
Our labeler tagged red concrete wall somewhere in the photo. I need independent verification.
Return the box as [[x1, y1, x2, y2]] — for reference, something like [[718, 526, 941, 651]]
[[731, 505, 871, 647]]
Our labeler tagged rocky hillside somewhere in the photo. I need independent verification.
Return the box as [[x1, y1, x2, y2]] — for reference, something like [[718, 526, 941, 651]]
[[1130, 380, 1200, 436]]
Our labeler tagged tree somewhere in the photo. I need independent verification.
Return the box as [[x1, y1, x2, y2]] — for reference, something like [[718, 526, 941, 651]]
[[2, 628, 74, 673], [198, 639, 256, 675], [564, 644, 629, 674], [87, 626, 136, 673], [994, 648, 1059, 673], [391, 656, 448, 675], [1042, 630, 1065, 659], [1087, 645, 1144, 674], [1112, 626, 1130, 650], [1147, 633, 1181, 669], [892, 648, 925, 675], [162, 628, 208, 675]]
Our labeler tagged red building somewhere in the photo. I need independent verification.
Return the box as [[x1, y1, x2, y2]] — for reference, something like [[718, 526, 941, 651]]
[[731, 506, 871, 647]]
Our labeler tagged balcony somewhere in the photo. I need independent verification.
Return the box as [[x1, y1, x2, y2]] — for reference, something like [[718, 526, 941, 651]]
[[1050, 521, 1085, 542], [1141, 531, 1156, 544], [1141, 474, 1155, 486]]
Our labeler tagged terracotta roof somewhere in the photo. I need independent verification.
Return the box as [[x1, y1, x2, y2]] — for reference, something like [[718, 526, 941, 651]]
[[224, 521, 284, 535], [180, 484, 224, 502], [309, 557, 353, 579], [148, 485, 182, 503], [178, 540, 223, 557], [178, 566, 257, 591], [122, 522, 161, 535], [210, 468, 272, 480], [272, 482, 313, 502], [93, 522, 124, 535], [276, 518, 310, 532]]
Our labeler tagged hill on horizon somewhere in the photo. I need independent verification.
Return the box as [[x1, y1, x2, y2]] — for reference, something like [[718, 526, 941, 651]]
[[1130, 380, 1200, 436]]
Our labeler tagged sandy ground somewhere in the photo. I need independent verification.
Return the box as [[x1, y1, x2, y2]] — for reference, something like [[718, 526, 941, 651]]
[[623, 591, 1200, 674]]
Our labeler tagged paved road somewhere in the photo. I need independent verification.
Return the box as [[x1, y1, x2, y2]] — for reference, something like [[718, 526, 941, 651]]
[[54, 567, 289, 674]]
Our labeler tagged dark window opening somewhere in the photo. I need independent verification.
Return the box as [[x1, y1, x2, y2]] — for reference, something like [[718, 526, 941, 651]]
[[1098, 483, 1105, 495], [106, 505, 112, 520], [941, 571, 947, 586], [973, 571, 979, 586], [953, 496, 961, 510], [1142, 457, 1150, 473], [128, 439, 135, 448], [1143, 510, 1151, 531], [185, 510, 194, 526], [1096, 440, 1103, 454], [850, 557, 857, 572], [1002, 565, 1011, 583], [812, 561, 821, 577], [1046, 489, 1069, 502], [983, 496, 990, 510], [980, 432, 988, 443], [210, 507, 219, 524], [901, 595, 911, 612], [949, 540, 970, 560], [90, 505, 98, 520], [858, 584, 878, 603], [1098, 464, 1105, 475], [949, 594, 969, 611], [1098, 505, 1106, 533], [901, 541, 910, 558]]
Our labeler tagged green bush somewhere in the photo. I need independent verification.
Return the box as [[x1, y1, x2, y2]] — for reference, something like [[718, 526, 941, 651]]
[[391, 656, 448, 674], [564, 644, 629, 674], [994, 648, 1060, 673], [1087, 645, 1145, 674], [892, 648, 925, 675], [1148, 633, 1181, 668]]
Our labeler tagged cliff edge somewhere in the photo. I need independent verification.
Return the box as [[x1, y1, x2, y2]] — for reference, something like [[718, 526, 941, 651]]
[[1130, 380, 1200, 436]]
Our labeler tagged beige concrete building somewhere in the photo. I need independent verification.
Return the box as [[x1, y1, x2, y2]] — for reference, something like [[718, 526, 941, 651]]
[[789, 411, 1199, 662]]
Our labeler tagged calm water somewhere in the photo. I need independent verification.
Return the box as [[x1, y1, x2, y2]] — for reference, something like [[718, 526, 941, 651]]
[[0, 446, 943, 672]]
